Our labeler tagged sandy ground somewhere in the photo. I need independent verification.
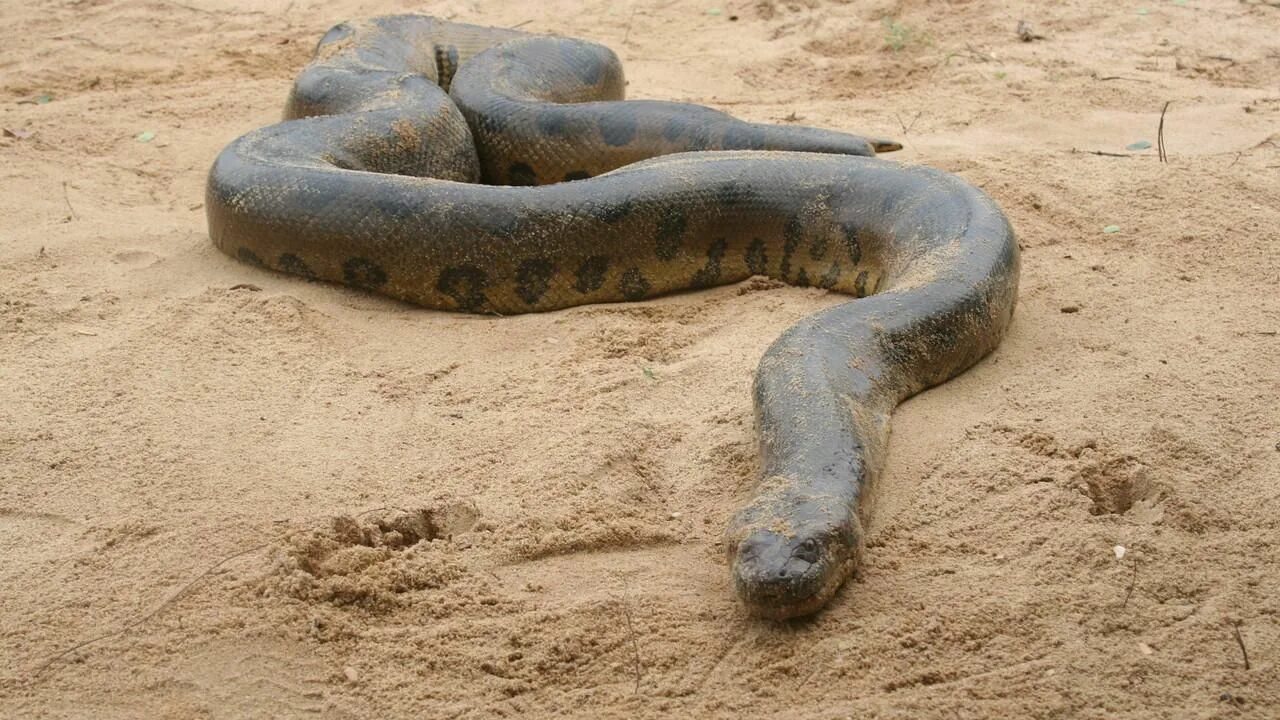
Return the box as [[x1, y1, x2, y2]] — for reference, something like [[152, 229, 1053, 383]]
[[2, 0, 1278, 717]]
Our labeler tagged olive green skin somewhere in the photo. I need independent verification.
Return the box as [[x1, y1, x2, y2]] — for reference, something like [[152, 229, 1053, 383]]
[[205, 15, 1019, 619]]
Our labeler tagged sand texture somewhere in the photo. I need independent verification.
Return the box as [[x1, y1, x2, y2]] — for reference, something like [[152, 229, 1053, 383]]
[[2, 0, 1278, 717]]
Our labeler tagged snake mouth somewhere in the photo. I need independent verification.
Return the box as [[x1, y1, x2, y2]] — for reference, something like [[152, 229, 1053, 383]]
[[734, 576, 843, 621]]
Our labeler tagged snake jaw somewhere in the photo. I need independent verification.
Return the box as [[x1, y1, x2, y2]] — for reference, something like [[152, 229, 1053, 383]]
[[730, 529, 844, 620], [725, 492, 859, 620]]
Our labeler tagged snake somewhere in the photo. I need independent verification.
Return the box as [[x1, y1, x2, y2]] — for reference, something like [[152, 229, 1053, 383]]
[[206, 15, 1020, 620]]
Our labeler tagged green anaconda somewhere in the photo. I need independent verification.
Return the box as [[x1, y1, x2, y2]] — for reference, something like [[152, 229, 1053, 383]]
[[206, 15, 1020, 620]]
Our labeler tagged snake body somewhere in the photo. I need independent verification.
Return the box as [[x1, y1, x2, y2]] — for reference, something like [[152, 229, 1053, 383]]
[[206, 15, 1019, 619]]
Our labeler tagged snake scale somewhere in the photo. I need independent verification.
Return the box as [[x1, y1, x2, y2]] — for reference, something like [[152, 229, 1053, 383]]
[[206, 15, 1019, 619]]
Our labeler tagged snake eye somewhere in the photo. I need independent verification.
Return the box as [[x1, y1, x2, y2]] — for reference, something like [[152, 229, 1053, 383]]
[[794, 538, 821, 564]]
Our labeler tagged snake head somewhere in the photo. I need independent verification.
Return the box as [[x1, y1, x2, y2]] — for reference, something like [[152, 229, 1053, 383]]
[[725, 483, 861, 620]]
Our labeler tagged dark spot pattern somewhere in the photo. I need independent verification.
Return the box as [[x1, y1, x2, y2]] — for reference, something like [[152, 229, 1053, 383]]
[[536, 111, 569, 137], [563, 170, 591, 182], [575, 255, 609, 293], [854, 270, 871, 297], [237, 247, 266, 267], [343, 257, 389, 289], [619, 267, 651, 300], [508, 162, 537, 186], [745, 238, 768, 275], [715, 179, 761, 209], [278, 253, 316, 279], [660, 118, 721, 151], [516, 258, 555, 305], [660, 112, 715, 150], [368, 192, 424, 222], [474, 108, 508, 136], [794, 268, 811, 287], [747, 239, 762, 275], [819, 262, 841, 289], [691, 239, 727, 287], [598, 112, 638, 147], [780, 217, 803, 281], [661, 116, 686, 143], [437, 266, 488, 311], [476, 204, 521, 237], [686, 125, 713, 151], [592, 198, 633, 224], [655, 210, 686, 261], [809, 228, 829, 260], [722, 123, 765, 150], [841, 222, 862, 264]]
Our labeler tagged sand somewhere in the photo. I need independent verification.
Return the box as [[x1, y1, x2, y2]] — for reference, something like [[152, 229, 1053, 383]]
[[2, 0, 1278, 717]]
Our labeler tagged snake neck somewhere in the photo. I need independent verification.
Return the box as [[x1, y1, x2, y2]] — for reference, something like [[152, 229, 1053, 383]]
[[728, 221, 1019, 618]]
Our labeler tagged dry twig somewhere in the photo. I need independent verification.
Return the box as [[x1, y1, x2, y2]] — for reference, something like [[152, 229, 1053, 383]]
[[30, 543, 266, 678], [1157, 101, 1172, 163], [620, 595, 643, 694], [61, 182, 77, 221], [1096, 75, 1151, 83], [1071, 148, 1133, 158], [622, 6, 640, 45], [1122, 561, 1139, 609], [1233, 621, 1252, 670], [896, 111, 922, 135]]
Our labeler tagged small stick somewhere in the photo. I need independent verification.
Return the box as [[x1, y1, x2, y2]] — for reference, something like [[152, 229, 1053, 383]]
[[51, 33, 107, 50], [618, 590, 643, 694], [623, 604, 641, 693], [1096, 75, 1151, 83], [30, 542, 267, 677], [1071, 148, 1133, 158], [1157, 101, 1172, 163], [61, 181, 78, 220], [796, 666, 820, 690], [168, 1, 218, 14], [965, 43, 995, 61], [1232, 621, 1251, 670], [622, 5, 640, 45], [896, 111, 922, 135], [1121, 561, 1139, 608]]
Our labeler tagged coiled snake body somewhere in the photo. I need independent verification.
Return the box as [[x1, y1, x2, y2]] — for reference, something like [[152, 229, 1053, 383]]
[[206, 15, 1019, 619]]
